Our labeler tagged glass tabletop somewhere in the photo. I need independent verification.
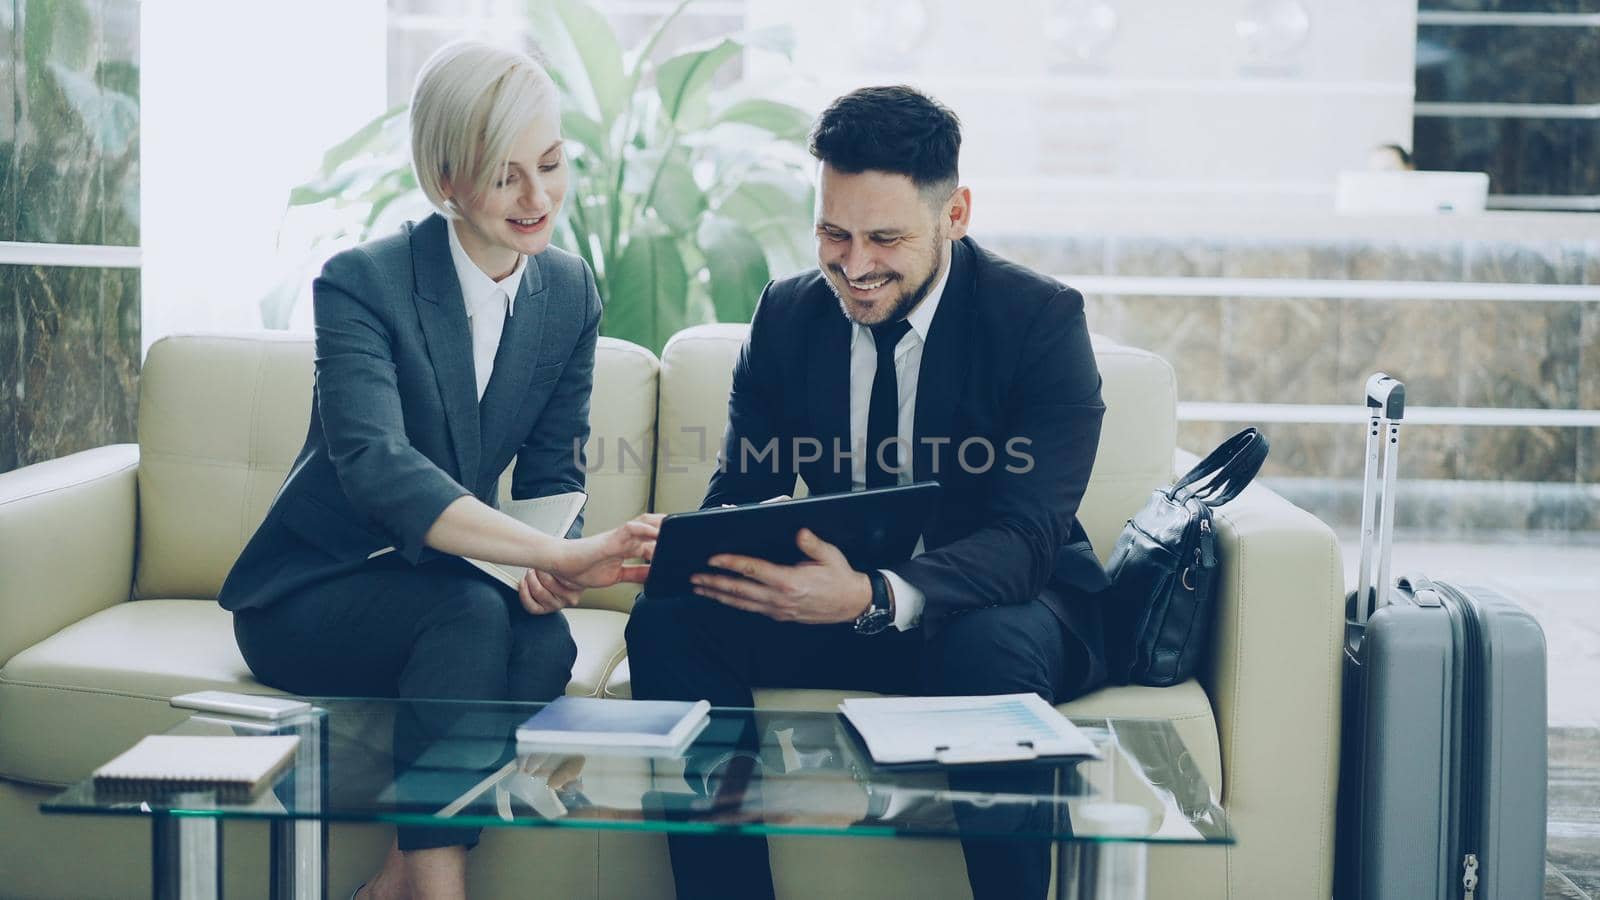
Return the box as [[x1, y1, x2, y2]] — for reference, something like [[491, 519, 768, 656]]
[[42, 698, 1231, 846]]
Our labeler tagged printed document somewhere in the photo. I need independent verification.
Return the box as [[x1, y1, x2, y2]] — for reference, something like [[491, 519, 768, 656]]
[[839, 693, 1099, 765]]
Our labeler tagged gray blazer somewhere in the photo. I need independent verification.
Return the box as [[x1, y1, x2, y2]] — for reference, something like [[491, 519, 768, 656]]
[[219, 213, 601, 612]]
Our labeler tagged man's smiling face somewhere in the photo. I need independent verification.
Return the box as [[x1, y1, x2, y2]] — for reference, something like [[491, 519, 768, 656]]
[[813, 164, 954, 326]]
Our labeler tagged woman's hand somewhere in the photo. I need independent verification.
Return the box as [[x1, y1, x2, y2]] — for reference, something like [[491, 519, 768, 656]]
[[517, 568, 585, 615], [545, 513, 662, 590]]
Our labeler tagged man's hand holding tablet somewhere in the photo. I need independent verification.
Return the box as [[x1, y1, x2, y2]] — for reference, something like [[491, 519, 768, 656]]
[[691, 528, 874, 624], [641, 483, 941, 606]]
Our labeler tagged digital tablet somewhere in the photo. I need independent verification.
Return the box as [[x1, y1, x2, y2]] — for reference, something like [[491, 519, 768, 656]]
[[643, 482, 941, 598]]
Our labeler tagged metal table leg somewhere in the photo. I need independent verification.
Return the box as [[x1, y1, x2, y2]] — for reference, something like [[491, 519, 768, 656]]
[[152, 804, 221, 900], [1060, 842, 1148, 900], [271, 713, 328, 900], [269, 819, 325, 900]]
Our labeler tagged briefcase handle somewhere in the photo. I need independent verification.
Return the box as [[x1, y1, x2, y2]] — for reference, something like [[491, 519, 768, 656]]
[[1170, 427, 1269, 508]]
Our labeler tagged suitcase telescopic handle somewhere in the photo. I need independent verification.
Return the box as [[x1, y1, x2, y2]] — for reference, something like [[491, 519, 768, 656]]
[[1365, 373, 1406, 420], [1356, 373, 1406, 624]]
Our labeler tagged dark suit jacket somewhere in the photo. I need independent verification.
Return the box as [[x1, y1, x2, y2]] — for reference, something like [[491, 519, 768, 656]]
[[219, 213, 601, 612], [703, 236, 1110, 692]]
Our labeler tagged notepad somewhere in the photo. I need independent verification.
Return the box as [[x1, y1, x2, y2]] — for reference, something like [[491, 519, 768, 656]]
[[368, 491, 587, 590], [516, 697, 711, 753], [92, 735, 300, 801]]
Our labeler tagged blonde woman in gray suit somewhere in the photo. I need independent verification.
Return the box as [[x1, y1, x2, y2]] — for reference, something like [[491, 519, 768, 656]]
[[220, 41, 653, 899]]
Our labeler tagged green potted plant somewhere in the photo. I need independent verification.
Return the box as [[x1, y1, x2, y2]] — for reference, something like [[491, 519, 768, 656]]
[[264, 0, 816, 354]]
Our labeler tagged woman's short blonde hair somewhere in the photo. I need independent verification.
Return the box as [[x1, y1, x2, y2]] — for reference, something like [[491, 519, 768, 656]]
[[410, 40, 559, 218]]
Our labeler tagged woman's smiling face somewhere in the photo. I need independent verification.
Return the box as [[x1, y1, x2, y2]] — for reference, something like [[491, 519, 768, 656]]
[[448, 113, 567, 278]]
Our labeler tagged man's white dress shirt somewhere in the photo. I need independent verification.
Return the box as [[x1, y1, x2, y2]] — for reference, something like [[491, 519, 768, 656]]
[[447, 219, 527, 401], [847, 249, 951, 631]]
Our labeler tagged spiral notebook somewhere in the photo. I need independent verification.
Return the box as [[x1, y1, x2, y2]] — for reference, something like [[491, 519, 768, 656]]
[[92, 734, 300, 801]]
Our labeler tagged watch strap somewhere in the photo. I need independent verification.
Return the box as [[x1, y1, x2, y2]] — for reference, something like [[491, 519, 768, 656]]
[[867, 570, 891, 613], [854, 571, 892, 634]]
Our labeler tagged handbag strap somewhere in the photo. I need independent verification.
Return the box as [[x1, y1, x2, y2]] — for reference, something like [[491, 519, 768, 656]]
[[1171, 427, 1270, 508]]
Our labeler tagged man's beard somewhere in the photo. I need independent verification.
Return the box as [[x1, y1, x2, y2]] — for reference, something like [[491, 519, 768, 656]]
[[826, 241, 948, 326]]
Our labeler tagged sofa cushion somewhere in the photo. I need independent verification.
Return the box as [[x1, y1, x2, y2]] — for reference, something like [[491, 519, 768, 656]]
[[562, 607, 631, 700], [133, 333, 659, 610], [602, 659, 1220, 795], [652, 324, 753, 516], [651, 326, 1177, 560], [544, 337, 660, 613], [134, 333, 315, 600], [1081, 334, 1179, 558], [0, 600, 628, 785]]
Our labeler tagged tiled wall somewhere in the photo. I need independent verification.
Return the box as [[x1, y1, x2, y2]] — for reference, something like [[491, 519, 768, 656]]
[[988, 232, 1600, 535], [0, 0, 140, 473]]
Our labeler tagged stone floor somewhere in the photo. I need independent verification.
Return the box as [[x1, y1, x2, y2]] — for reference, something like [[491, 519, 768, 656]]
[[1334, 532, 1600, 898]]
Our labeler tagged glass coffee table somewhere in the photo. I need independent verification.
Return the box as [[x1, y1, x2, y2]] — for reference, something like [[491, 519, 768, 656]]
[[42, 697, 1230, 899]]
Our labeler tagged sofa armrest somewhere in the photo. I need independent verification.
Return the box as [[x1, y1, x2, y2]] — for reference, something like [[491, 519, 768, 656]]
[[1199, 466, 1344, 899], [0, 445, 139, 667]]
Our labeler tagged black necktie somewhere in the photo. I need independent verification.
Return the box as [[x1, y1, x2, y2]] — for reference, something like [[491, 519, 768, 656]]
[[866, 320, 912, 488]]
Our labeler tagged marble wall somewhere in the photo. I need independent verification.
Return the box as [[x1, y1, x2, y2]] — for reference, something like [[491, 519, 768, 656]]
[[0, 0, 140, 473], [987, 231, 1600, 535]]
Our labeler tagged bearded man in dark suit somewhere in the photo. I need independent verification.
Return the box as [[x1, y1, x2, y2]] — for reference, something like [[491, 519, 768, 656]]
[[625, 84, 1109, 900]]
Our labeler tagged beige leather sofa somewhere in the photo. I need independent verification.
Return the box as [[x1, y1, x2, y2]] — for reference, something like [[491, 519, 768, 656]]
[[0, 328, 1344, 899]]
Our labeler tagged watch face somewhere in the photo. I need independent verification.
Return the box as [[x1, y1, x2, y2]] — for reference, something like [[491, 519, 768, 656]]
[[854, 608, 892, 635]]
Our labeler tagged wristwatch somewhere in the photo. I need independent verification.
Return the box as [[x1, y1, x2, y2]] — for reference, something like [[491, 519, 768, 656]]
[[853, 571, 894, 635]]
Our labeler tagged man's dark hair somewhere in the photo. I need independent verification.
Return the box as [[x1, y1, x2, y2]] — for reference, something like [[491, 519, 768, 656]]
[[808, 85, 961, 202]]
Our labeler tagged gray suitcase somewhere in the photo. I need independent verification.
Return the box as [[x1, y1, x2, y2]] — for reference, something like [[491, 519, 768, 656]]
[[1334, 373, 1548, 900]]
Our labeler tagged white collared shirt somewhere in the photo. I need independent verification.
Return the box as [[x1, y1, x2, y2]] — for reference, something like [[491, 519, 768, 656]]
[[447, 219, 527, 401], [846, 248, 951, 631]]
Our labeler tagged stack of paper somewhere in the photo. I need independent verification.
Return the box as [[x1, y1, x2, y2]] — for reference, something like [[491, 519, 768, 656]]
[[839, 693, 1099, 765]]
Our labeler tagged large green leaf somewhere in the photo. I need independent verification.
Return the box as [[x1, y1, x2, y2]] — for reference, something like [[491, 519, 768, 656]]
[[266, 3, 816, 338], [360, 169, 422, 236], [606, 225, 689, 353], [712, 98, 812, 141], [525, 0, 591, 116], [528, 0, 626, 128], [616, 0, 690, 101], [644, 151, 705, 235], [697, 215, 769, 323], [655, 39, 743, 132], [552, 217, 586, 267], [289, 169, 362, 207], [716, 175, 814, 230], [561, 108, 607, 159], [320, 106, 404, 173], [552, 0, 627, 127], [734, 25, 796, 57], [754, 221, 815, 280]]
